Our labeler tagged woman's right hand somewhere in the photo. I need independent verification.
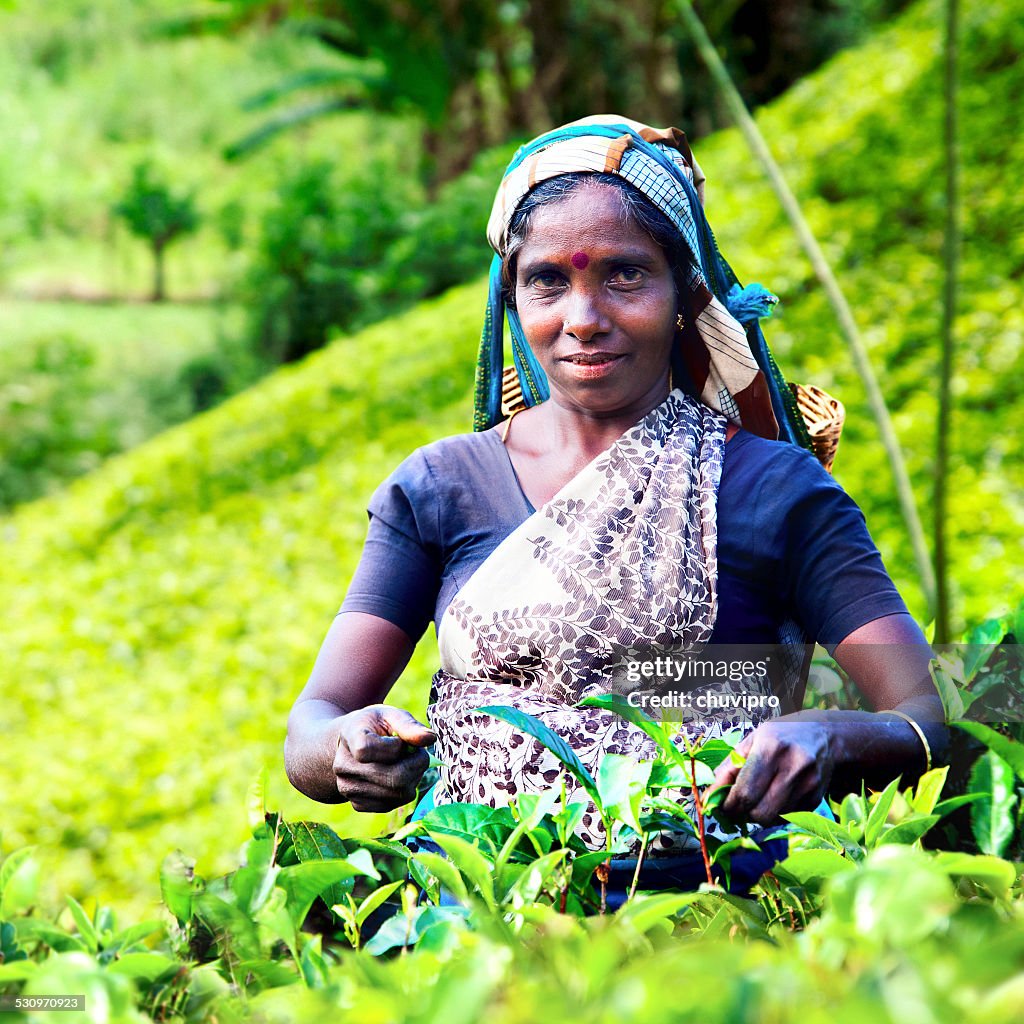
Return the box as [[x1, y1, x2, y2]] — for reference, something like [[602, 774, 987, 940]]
[[333, 704, 437, 812]]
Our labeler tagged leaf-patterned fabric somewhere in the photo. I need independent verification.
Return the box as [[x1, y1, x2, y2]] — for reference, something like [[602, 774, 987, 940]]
[[428, 390, 780, 853]]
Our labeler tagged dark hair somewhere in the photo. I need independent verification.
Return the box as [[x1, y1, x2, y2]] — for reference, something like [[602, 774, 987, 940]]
[[500, 172, 698, 311]]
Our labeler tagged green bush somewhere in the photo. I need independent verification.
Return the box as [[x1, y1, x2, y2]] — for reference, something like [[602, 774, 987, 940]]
[[0, 335, 121, 509], [0, 302, 260, 510], [242, 156, 412, 362], [376, 144, 518, 303], [240, 143, 515, 365], [1, 709, 1023, 1023]]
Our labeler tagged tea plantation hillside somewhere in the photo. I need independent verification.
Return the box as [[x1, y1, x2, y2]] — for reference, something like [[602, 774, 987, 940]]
[[2, 0, 1021, 915]]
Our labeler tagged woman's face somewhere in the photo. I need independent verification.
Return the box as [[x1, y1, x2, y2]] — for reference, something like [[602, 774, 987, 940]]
[[513, 182, 677, 420]]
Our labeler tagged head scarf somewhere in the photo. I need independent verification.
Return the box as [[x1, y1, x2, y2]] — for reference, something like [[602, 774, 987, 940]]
[[473, 114, 809, 448]]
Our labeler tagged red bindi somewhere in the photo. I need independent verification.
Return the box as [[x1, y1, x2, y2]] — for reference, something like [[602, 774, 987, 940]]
[[570, 251, 590, 270]]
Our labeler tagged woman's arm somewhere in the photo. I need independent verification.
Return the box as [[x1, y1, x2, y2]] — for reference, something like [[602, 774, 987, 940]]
[[284, 611, 436, 810], [713, 612, 949, 824]]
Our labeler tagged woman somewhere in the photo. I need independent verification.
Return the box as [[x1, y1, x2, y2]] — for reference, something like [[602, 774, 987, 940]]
[[285, 116, 946, 876]]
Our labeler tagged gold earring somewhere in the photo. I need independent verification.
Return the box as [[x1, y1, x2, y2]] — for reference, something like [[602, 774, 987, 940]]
[[676, 312, 686, 332]]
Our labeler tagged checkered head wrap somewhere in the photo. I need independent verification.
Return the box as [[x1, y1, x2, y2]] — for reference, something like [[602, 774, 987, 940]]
[[474, 114, 807, 446]]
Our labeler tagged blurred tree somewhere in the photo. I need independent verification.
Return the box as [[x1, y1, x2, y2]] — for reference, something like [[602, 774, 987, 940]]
[[113, 161, 199, 301], [243, 157, 415, 363], [217, 0, 912, 184]]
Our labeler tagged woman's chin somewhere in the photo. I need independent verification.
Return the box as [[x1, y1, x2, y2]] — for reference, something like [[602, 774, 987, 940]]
[[550, 381, 670, 420]]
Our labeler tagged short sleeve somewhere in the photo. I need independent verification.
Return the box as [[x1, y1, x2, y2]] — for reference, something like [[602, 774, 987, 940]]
[[339, 450, 441, 642], [765, 447, 909, 652]]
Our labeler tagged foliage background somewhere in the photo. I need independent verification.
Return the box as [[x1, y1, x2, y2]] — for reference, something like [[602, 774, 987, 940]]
[[1, 0, 1021, 928]]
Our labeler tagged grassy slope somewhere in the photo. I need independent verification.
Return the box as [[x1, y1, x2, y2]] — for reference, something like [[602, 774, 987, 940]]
[[2, 0, 1021, 912]]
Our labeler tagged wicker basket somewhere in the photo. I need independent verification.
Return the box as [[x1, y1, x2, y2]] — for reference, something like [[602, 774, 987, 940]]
[[789, 382, 845, 473], [500, 365, 525, 420]]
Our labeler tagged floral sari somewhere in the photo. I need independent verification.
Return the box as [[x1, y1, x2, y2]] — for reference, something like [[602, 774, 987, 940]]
[[426, 391, 782, 854]]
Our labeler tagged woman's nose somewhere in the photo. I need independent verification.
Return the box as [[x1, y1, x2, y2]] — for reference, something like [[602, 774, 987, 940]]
[[562, 290, 607, 342]]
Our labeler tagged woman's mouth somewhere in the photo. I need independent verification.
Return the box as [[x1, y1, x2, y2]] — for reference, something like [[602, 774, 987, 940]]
[[561, 352, 624, 377]]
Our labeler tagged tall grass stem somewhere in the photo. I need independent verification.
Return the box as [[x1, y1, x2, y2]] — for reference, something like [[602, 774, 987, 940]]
[[674, 0, 937, 617], [934, 0, 959, 642]]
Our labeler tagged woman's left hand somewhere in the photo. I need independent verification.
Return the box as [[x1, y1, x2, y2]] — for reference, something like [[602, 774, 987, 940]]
[[711, 714, 835, 825]]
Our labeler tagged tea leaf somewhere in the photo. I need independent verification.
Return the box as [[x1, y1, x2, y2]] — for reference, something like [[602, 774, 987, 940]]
[[570, 851, 612, 888], [876, 815, 941, 846], [234, 956, 300, 987], [363, 905, 469, 956], [65, 896, 98, 953], [578, 694, 674, 756], [192, 891, 262, 962], [504, 849, 568, 906], [277, 858, 376, 929], [648, 762, 693, 791], [496, 789, 561, 873], [837, 792, 868, 831], [780, 813, 861, 858], [13, 918, 89, 954], [410, 851, 470, 906], [963, 619, 1006, 682], [283, 821, 348, 863], [355, 880, 405, 925], [597, 754, 652, 835], [552, 799, 589, 847], [691, 738, 739, 771], [254, 886, 298, 961], [0, 961, 39, 982], [702, 785, 730, 817], [646, 797, 698, 836], [477, 706, 598, 802], [276, 821, 350, 910], [772, 848, 854, 884], [109, 920, 165, 952], [932, 852, 1017, 897], [932, 793, 984, 817], [417, 803, 516, 855], [930, 659, 966, 721], [421, 833, 496, 909], [710, 836, 761, 866], [0, 847, 39, 918], [513, 790, 561, 833], [969, 750, 1018, 857], [106, 952, 179, 982], [359, 837, 414, 862], [231, 836, 279, 916], [954, 722, 1024, 779], [865, 776, 902, 846], [159, 851, 200, 924], [911, 766, 950, 815], [615, 892, 701, 933], [299, 935, 329, 989]]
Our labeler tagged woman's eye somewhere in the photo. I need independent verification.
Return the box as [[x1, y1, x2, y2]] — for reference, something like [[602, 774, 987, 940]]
[[529, 272, 563, 289], [612, 267, 644, 284]]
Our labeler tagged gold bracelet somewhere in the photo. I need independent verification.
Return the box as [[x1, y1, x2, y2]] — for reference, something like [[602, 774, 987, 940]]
[[883, 710, 932, 775]]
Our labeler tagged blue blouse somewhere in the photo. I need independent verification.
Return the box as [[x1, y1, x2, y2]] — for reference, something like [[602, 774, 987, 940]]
[[341, 426, 908, 653]]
